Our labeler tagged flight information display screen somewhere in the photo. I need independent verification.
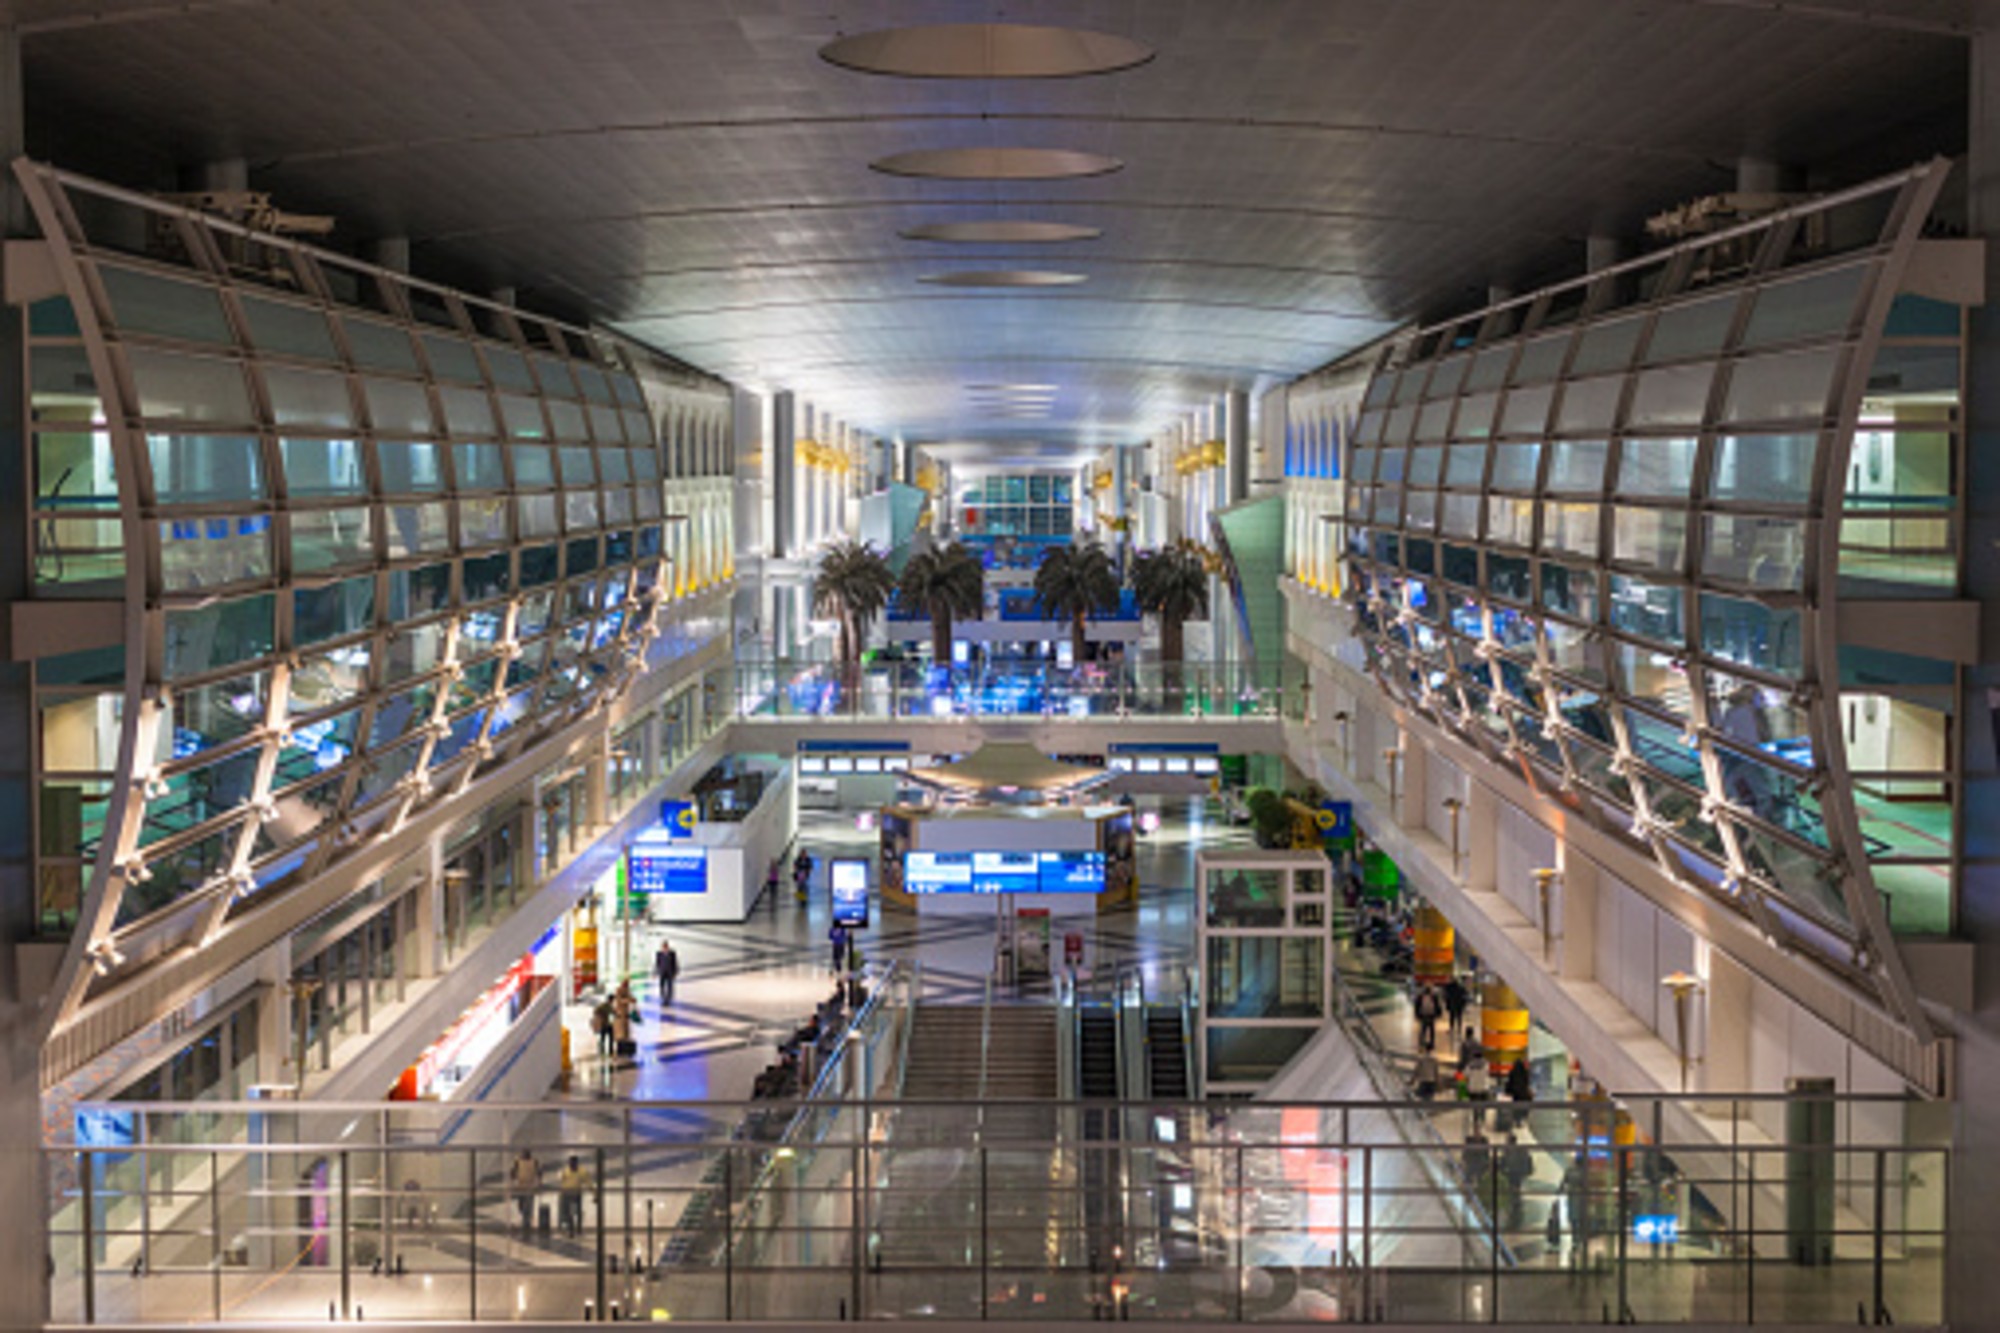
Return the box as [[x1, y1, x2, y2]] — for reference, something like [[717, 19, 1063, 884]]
[[904, 849, 1106, 894]]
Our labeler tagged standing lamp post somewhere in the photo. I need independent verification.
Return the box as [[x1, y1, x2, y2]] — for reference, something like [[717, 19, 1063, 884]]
[[1532, 868, 1560, 962], [1442, 797, 1464, 878], [1661, 971, 1702, 1092], [1383, 747, 1403, 816], [1332, 710, 1351, 771]]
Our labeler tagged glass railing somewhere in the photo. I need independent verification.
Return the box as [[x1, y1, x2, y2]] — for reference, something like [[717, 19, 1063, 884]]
[[48, 1094, 1944, 1327], [728, 659, 1292, 721]]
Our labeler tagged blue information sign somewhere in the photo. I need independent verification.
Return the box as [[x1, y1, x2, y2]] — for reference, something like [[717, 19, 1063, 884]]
[[630, 836, 707, 895], [903, 849, 1107, 895], [659, 800, 697, 839]]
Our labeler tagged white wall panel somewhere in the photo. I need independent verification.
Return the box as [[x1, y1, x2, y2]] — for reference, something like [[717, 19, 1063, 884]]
[[1493, 799, 1554, 922], [1424, 752, 1467, 846]]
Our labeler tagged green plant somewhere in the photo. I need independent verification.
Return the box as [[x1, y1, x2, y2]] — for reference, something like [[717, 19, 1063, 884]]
[[811, 540, 895, 675], [1130, 540, 1211, 667], [1033, 538, 1121, 662], [897, 540, 985, 664], [1244, 786, 1292, 849]]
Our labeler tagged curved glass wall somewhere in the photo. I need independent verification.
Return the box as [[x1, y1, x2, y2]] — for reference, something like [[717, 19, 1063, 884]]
[[20, 165, 734, 971], [1340, 163, 1959, 1023]]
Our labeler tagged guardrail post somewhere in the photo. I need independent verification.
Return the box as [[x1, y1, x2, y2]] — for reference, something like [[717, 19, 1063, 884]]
[[596, 1145, 608, 1321], [1616, 1148, 1631, 1323], [468, 1148, 479, 1320], [1745, 1146, 1756, 1324], [339, 1150, 352, 1319], [723, 1149, 733, 1321], [979, 1145, 989, 1320], [210, 1149, 222, 1320], [1873, 1149, 1887, 1324], [1235, 1140, 1246, 1323], [1361, 1146, 1373, 1322], [80, 1149, 95, 1326]]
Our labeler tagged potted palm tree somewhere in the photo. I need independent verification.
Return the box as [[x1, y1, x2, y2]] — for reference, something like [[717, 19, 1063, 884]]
[[897, 540, 985, 667], [1033, 538, 1122, 665], [1130, 539, 1211, 680], [811, 540, 895, 704]]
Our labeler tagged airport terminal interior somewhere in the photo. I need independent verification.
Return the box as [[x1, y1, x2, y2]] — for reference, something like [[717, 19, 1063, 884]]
[[7, 1, 2000, 1328]]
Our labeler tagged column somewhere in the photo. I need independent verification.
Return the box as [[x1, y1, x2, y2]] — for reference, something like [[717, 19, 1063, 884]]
[[0, 27, 46, 1320], [1554, 854, 1598, 982], [1951, 17, 2000, 1321], [770, 391, 796, 558], [1224, 389, 1250, 508], [417, 838, 445, 978], [255, 937, 293, 1088], [1395, 733, 1427, 830], [1463, 779, 1499, 894]]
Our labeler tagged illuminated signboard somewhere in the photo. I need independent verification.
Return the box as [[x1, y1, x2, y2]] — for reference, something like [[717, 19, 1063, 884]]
[[904, 849, 1107, 894], [629, 835, 708, 895]]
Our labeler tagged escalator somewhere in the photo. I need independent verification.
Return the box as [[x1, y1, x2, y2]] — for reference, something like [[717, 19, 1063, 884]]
[[1078, 1007, 1119, 1099], [1076, 1001, 1123, 1272], [1145, 1010, 1189, 1100]]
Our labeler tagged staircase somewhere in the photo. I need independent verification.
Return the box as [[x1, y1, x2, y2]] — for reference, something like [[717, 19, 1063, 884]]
[[900, 1006, 987, 1101]]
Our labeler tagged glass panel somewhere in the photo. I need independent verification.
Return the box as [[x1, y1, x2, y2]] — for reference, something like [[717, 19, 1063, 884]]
[[420, 334, 484, 384], [1570, 315, 1644, 376], [1498, 383, 1553, 435], [1439, 493, 1480, 538], [1609, 572, 1685, 645], [164, 594, 275, 679], [453, 443, 507, 491], [1489, 441, 1540, 490], [1540, 563, 1598, 621], [289, 647, 369, 716], [513, 446, 555, 487], [148, 434, 263, 504], [240, 295, 338, 360], [1612, 506, 1687, 570], [559, 447, 596, 487], [1414, 398, 1454, 442], [341, 317, 420, 373], [484, 345, 535, 393], [459, 496, 509, 547], [1702, 515, 1806, 589], [160, 516, 272, 590], [1545, 439, 1607, 493], [437, 384, 496, 436], [263, 365, 355, 428], [127, 348, 253, 422], [291, 506, 374, 571], [519, 494, 560, 538], [1614, 642, 1691, 717], [1714, 433, 1819, 504], [1456, 390, 1499, 438], [1540, 501, 1599, 557], [377, 441, 443, 493], [1627, 362, 1714, 427], [1646, 293, 1739, 362], [1510, 332, 1568, 383], [1555, 374, 1621, 433], [1884, 292, 1961, 338], [1723, 347, 1840, 422], [1701, 592, 1804, 676], [500, 394, 547, 440], [1444, 443, 1486, 486], [588, 403, 626, 444], [1465, 343, 1513, 391], [547, 399, 587, 441], [99, 266, 232, 344], [159, 672, 267, 760], [384, 503, 450, 558], [1486, 496, 1534, 546], [1866, 344, 1959, 399], [31, 345, 104, 424], [388, 563, 452, 620], [280, 437, 366, 497], [363, 378, 434, 435], [1616, 436, 1697, 497], [1742, 264, 1866, 347], [293, 576, 376, 646], [1407, 445, 1442, 486]]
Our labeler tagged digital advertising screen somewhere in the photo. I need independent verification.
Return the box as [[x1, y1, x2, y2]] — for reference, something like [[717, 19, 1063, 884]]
[[902, 849, 1107, 894], [830, 858, 870, 927]]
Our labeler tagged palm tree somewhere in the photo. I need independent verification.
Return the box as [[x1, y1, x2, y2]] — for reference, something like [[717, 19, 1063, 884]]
[[811, 541, 895, 687], [898, 540, 985, 665], [1034, 538, 1122, 663], [1130, 540, 1211, 669]]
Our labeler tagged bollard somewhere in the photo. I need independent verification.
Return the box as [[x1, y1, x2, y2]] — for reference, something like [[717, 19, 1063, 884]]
[[584, 1299, 595, 1322]]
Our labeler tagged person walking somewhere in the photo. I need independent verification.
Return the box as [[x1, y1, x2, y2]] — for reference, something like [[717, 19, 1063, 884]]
[[829, 922, 849, 974], [1443, 974, 1469, 1034], [509, 1149, 541, 1238], [592, 997, 615, 1058], [1412, 1048, 1440, 1099], [1503, 1054, 1534, 1130], [1501, 1131, 1535, 1229], [654, 939, 679, 1005], [557, 1154, 589, 1240], [1413, 984, 1443, 1052], [612, 981, 636, 1062], [1457, 1024, 1482, 1071]]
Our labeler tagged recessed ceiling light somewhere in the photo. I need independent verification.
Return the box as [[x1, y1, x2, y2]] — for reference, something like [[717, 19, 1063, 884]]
[[920, 270, 1088, 288], [872, 148, 1122, 181], [821, 24, 1155, 79], [966, 383, 1059, 393], [902, 220, 1103, 243]]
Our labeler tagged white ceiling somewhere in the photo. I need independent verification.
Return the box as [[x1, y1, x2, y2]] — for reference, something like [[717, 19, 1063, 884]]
[[18, 0, 1971, 450]]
